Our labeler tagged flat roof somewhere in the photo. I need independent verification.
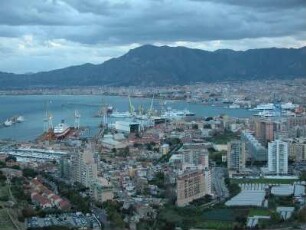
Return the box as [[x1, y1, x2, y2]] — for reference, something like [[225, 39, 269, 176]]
[[225, 190, 265, 207]]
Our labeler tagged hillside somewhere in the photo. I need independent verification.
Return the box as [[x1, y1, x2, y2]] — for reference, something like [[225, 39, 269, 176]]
[[0, 45, 305, 89]]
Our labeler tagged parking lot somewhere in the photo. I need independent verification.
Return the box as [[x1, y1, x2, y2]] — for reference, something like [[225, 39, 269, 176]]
[[26, 212, 101, 229]]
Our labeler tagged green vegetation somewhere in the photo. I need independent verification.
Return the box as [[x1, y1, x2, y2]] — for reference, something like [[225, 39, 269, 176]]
[[103, 200, 125, 229], [0, 185, 9, 202], [231, 178, 299, 185], [42, 173, 90, 213], [22, 168, 38, 178], [208, 148, 226, 166], [149, 172, 165, 189], [299, 170, 306, 181], [268, 195, 294, 209], [207, 130, 238, 144], [248, 208, 271, 217], [11, 177, 30, 202], [156, 205, 248, 230], [190, 194, 213, 206], [0, 209, 16, 230], [225, 178, 240, 197], [0, 171, 7, 184], [0, 161, 5, 168]]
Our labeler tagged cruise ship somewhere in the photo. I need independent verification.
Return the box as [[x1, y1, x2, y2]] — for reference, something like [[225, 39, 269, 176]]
[[250, 102, 297, 111], [53, 121, 71, 138], [161, 109, 195, 120], [254, 110, 296, 117]]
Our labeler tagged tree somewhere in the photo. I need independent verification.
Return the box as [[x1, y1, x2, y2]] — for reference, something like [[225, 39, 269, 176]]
[[5, 155, 17, 162], [22, 168, 38, 178]]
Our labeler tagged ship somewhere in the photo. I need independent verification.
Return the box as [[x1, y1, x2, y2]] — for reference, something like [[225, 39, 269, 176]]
[[4, 119, 13, 127], [109, 111, 132, 118], [53, 120, 71, 138], [250, 102, 297, 111], [161, 109, 195, 119], [253, 110, 296, 117], [16, 115, 24, 123]]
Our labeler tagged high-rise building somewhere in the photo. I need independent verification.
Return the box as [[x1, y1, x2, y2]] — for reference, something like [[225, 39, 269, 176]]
[[71, 149, 98, 187], [176, 169, 211, 207], [241, 130, 267, 161], [254, 119, 278, 146], [227, 140, 246, 172], [268, 140, 288, 174]]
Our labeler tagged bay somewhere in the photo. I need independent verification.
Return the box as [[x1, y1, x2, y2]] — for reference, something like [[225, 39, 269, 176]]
[[0, 95, 254, 141]]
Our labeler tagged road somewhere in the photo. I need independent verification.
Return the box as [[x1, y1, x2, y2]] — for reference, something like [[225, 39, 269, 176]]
[[211, 167, 229, 201]]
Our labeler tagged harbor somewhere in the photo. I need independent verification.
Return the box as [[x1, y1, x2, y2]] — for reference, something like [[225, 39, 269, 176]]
[[0, 95, 254, 141]]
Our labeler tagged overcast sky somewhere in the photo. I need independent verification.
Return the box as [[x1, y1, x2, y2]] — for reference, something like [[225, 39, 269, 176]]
[[1, 0, 305, 73]]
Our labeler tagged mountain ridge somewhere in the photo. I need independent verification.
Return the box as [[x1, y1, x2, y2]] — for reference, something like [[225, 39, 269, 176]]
[[0, 45, 305, 89]]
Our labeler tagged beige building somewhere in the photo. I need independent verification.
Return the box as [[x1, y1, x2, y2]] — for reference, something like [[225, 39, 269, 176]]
[[90, 177, 114, 203], [176, 170, 211, 207], [285, 138, 306, 162], [227, 140, 246, 172]]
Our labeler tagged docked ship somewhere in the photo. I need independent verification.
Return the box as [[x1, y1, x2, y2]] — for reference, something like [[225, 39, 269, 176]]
[[161, 109, 195, 120], [109, 111, 133, 118], [16, 115, 24, 123], [53, 121, 71, 138], [254, 110, 295, 117], [3, 119, 13, 127], [250, 102, 297, 111]]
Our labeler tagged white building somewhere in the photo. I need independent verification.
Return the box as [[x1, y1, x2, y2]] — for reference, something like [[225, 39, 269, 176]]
[[268, 140, 288, 175]]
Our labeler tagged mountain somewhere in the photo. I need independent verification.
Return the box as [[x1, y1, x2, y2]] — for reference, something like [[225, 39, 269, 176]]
[[0, 45, 305, 89]]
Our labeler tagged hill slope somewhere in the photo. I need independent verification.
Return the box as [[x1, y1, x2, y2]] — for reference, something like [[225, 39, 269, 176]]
[[0, 45, 305, 89]]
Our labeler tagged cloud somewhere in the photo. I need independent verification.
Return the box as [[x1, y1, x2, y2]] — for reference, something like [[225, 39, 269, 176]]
[[0, 0, 305, 73]]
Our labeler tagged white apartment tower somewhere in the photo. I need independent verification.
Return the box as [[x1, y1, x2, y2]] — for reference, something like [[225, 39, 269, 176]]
[[268, 140, 288, 174]]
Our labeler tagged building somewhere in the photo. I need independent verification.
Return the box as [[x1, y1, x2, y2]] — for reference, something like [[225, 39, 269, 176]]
[[179, 143, 209, 170], [71, 149, 98, 187], [90, 177, 114, 203], [160, 143, 170, 155], [284, 138, 306, 162], [176, 170, 211, 207], [254, 119, 278, 146], [227, 141, 246, 172], [268, 140, 288, 174], [114, 121, 140, 133], [241, 130, 267, 161]]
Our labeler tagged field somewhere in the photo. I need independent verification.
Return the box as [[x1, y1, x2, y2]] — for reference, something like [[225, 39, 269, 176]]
[[0, 209, 17, 230], [230, 178, 298, 185], [158, 206, 248, 229], [0, 184, 9, 201], [248, 209, 271, 217]]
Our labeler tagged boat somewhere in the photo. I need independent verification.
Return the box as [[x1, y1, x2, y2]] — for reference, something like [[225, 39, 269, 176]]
[[229, 104, 240, 109], [109, 111, 132, 118], [53, 121, 71, 138], [253, 110, 296, 117], [4, 119, 13, 127], [161, 109, 195, 119], [250, 102, 297, 111], [107, 106, 113, 114], [16, 116, 24, 123]]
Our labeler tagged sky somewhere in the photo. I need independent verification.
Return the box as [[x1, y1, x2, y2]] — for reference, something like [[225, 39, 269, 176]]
[[0, 0, 305, 74]]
